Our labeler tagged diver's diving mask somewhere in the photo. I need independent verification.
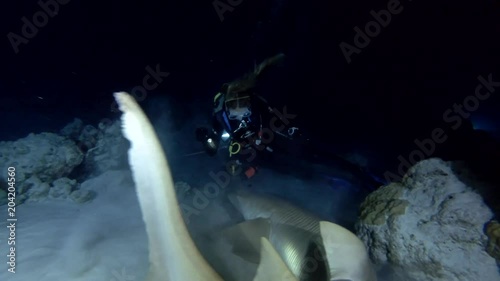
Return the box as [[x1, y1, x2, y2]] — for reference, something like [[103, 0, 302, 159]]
[[225, 95, 252, 121]]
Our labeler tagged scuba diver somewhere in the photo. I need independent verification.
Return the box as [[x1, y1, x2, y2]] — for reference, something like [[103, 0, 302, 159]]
[[195, 53, 385, 191], [196, 53, 301, 178]]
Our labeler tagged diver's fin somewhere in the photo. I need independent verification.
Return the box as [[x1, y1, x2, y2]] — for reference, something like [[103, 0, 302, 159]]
[[221, 218, 271, 264], [253, 53, 285, 78], [114, 92, 222, 281], [319, 221, 377, 281], [253, 237, 299, 281]]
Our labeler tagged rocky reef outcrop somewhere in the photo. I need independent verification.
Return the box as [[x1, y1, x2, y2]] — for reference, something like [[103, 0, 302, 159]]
[[0, 118, 129, 205], [0, 132, 89, 204], [486, 220, 500, 263], [355, 158, 499, 281], [60, 118, 129, 176]]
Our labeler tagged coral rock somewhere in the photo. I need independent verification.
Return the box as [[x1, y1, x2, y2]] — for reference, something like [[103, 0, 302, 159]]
[[59, 118, 84, 139], [486, 220, 500, 262], [356, 158, 499, 281], [49, 177, 78, 199], [83, 120, 129, 176], [0, 132, 83, 204], [69, 189, 95, 204], [0, 132, 83, 184]]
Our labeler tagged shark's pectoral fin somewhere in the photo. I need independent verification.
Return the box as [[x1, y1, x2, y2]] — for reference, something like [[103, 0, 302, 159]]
[[222, 218, 271, 264], [319, 221, 377, 281], [253, 237, 299, 281]]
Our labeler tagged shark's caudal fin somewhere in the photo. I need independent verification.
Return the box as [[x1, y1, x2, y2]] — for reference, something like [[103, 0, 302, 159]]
[[319, 221, 377, 281], [114, 92, 222, 281]]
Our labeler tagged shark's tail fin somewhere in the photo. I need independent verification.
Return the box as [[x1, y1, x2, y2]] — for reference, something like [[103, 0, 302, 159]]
[[114, 92, 223, 281]]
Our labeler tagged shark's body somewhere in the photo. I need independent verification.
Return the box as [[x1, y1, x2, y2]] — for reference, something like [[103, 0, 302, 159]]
[[113, 91, 377, 281], [227, 190, 377, 281]]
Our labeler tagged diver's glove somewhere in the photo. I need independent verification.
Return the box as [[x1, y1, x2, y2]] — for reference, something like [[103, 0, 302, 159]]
[[195, 127, 219, 156]]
